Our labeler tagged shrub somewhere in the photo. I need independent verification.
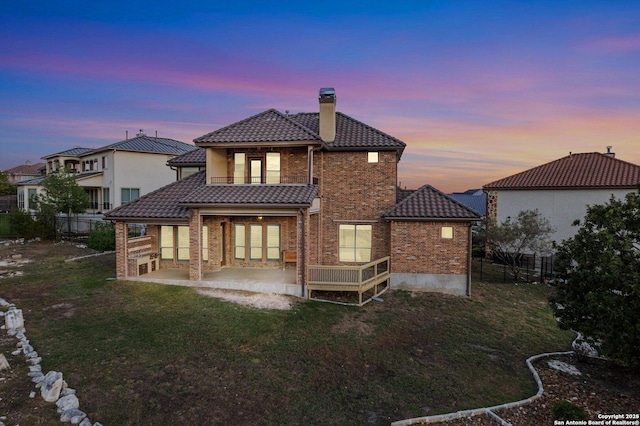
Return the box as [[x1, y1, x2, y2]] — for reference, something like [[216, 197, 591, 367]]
[[8, 209, 39, 239], [88, 222, 115, 252], [551, 400, 586, 421]]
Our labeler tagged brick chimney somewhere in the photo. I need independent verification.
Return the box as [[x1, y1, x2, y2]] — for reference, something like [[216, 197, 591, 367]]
[[319, 88, 336, 142]]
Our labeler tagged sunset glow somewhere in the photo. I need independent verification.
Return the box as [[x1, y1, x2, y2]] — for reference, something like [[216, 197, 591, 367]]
[[1, 1, 639, 192]]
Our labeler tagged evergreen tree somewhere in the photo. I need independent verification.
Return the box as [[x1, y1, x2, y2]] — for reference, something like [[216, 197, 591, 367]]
[[551, 190, 640, 368]]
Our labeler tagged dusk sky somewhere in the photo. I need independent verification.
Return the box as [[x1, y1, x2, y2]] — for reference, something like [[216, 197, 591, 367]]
[[1, 1, 639, 192]]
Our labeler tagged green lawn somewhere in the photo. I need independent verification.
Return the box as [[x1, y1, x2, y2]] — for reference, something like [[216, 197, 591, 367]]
[[0, 242, 574, 425]]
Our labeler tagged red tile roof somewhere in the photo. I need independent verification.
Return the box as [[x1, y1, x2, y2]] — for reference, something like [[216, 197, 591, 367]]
[[4, 162, 45, 176], [484, 153, 640, 190], [383, 185, 480, 221]]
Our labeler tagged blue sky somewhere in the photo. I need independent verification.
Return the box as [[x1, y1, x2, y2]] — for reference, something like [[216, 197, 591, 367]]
[[1, 1, 639, 192]]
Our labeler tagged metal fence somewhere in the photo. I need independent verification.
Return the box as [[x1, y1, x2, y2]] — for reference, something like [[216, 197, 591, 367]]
[[475, 254, 555, 283], [0, 212, 107, 240], [0, 195, 17, 212]]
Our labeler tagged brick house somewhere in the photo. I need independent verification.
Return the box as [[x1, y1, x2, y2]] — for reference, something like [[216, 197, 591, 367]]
[[483, 150, 640, 245], [106, 89, 479, 302]]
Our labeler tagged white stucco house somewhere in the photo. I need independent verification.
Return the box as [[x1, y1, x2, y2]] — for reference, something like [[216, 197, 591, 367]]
[[483, 150, 640, 244], [17, 132, 197, 213]]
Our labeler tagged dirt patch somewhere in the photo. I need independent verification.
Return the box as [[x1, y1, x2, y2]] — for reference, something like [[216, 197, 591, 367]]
[[195, 288, 297, 310]]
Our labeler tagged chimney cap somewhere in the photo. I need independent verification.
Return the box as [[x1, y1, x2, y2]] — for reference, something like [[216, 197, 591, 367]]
[[319, 87, 336, 98]]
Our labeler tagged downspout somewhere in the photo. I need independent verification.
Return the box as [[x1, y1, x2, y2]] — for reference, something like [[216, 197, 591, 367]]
[[467, 222, 472, 297], [300, 208, 306, 298]]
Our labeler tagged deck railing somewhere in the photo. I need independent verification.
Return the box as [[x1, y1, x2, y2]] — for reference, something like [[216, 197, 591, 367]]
[[307, 256, 390, 306]]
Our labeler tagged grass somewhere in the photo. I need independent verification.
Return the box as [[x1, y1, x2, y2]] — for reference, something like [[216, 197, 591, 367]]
[[0, 241, 574, 425]]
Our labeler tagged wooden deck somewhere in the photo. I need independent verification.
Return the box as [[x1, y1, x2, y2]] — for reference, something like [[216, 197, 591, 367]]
[[307, 257, 390, 306]]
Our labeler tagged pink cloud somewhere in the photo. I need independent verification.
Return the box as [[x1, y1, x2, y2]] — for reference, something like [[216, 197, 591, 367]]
[[580, 33, 640, 53]]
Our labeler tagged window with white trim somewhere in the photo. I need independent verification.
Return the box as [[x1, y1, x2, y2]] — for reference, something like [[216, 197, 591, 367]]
[[339, 224, 372, 262], [177, 226, 190, 260], [266, 152, 281, 184], [234, 153, 245, 184], [266, 224, 280, 260], [160, 226, 174, 259], [234, 224, 246, 259], [202, 225, 209, 261], [250, 224, 263, 259], [368, 152, 379, 163]]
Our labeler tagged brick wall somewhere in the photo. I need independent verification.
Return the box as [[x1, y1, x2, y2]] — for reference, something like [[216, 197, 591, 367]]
[[189, 209, 201, 280], [226, 147, 309, 182], [314, 150, 397, 265], [390, 221, 471, 275], [115, 221, 127, 278], [486, 190, 498, 220]]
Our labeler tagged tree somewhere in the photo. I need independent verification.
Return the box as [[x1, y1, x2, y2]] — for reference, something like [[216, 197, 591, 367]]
[[483, 209, 555, 282], [550, 190, 640, 368], [0, 171, 13, 195], [36, 169, 90, 238]]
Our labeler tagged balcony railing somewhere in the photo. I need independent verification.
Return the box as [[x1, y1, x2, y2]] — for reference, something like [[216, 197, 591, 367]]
[[209, 176, 309, 185], [307, 256, 390, 306]]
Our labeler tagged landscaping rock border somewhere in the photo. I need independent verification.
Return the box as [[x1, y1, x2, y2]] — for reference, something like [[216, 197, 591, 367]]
[[0, 298, 102, 426], [391, 350, 575, 425]]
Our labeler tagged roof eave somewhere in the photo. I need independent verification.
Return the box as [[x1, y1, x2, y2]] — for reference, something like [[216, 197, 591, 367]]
[[178, 202, 313, 209], [194, 140, 321, 148], [384, 216, 479, 222]]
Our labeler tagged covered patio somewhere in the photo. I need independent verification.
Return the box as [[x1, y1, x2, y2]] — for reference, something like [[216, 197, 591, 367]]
[[128, 266, 301, 297]]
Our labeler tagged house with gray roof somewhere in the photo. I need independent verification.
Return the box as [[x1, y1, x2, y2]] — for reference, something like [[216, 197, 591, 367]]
[[18, 132, 197, 213], [483, 150, 640, 244], [106, 89, 480, 302]]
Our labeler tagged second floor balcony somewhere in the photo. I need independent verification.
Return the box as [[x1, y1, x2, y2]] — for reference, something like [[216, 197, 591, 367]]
[[209, 175, 312, 185]]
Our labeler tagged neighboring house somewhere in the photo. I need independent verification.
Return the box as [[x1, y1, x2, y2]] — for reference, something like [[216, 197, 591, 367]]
[[483, 150, 640, 244], [17, 133, 197, 212], [106, 88, 480, 301], [447, 189, 486, 217], [3, 161, 46, 184]]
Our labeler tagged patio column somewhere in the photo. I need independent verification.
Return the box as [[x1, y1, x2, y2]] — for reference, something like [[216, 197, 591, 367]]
[[115, 221, 128, 278], [189, 209, 202, 281], [298, 208, 311, 296]]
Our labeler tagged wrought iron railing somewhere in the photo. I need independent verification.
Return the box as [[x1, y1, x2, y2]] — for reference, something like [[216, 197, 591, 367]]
[[209, 176, 309, 185]]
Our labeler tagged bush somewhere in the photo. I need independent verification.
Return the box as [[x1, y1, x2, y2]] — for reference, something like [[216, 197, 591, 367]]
[[551, 400, 586, 421], [8, 209, 40, 239], [88, 222, 115, 252]]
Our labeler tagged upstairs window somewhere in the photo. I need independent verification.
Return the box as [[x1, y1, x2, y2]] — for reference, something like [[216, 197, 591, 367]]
[[121, 188, 140, 204], [441, 226, 453, 239], [234, 153, 245, 184], [102, 156, 108, 170], [266, 153, 281, 184], [368, 152, 379, 163]]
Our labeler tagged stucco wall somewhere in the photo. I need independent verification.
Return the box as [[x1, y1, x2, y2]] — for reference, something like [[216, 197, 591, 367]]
[[112, 151, 178, 207], [493, 188, 634, 243]]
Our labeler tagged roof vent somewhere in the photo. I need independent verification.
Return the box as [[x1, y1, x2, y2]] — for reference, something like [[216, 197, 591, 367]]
[[605, 145, 615, 158], [137, 129, 146, 137]]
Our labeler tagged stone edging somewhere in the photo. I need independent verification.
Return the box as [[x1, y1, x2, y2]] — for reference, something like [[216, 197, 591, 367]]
[[391, 350, 575, 425], [0, 299, 102, 426]]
